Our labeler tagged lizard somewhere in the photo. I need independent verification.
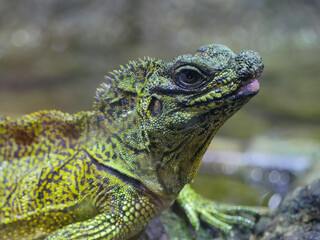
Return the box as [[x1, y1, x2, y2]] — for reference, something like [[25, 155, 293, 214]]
[[0, 44, 264, 240]]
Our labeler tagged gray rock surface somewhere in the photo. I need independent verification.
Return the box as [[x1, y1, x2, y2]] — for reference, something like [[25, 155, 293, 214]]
[[258, 179, 320, 240]]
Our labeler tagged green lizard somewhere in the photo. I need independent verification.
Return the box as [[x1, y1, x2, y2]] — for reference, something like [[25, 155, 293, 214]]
[[0, 44, 263, 239]]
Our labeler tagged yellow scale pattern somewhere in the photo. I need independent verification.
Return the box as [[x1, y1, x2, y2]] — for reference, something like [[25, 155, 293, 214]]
[[0, 111, 164, 239]]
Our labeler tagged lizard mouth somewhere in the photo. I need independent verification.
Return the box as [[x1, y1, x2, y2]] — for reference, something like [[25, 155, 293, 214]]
[[233, 78, 260, 98]]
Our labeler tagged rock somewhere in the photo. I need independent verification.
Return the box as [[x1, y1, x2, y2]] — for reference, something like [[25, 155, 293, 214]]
[[258, 179, 320, 240]]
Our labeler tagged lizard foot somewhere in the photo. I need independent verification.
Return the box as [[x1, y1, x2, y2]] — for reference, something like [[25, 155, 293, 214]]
[[176, 185, 259, 234]]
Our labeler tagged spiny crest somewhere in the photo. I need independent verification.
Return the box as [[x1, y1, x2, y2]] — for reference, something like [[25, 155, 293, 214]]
[[93, 57, 162, 116]]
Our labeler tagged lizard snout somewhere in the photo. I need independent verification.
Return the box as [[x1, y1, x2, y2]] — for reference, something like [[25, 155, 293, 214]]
[[236, 50, 264, 80]]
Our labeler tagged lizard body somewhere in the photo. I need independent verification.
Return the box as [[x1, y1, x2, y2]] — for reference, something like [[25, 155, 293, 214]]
[[0, 44, 263, 239]]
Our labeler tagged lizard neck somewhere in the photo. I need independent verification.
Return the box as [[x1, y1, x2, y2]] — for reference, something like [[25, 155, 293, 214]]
[[83, 111, 155, 194], [84, 115, 216, 199], [83, 108, 223, 198], [83, 111, 179, 199]]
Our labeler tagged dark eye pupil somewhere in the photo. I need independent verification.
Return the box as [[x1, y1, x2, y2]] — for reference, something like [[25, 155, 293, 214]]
[[185, 71, 194, 80], [179, 70, 198, 84]]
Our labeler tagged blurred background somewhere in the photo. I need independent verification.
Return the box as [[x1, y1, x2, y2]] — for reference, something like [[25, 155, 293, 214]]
[[0, 0, 319, 208]]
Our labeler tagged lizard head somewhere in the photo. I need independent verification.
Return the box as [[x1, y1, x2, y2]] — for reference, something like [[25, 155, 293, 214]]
[[94, 44, 263, 197]]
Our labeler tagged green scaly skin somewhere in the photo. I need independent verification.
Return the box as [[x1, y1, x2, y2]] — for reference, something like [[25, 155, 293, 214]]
[[0, 44, 264, 239]]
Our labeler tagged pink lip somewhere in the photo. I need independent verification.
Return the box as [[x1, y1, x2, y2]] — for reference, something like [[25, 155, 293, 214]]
[[235, 79, 260, 96]]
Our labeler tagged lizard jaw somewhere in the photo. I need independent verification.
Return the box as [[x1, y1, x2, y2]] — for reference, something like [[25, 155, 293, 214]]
[[187, 78, 260, 106]]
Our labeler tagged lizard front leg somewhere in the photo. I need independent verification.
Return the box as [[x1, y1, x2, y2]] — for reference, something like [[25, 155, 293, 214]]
[[45, 185, 164, 240], [177, 184, 259, 234], [45, 212, 139, 240]]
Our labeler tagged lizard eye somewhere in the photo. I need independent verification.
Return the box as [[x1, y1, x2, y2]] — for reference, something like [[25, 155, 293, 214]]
[[173, 67, 204, 89]]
